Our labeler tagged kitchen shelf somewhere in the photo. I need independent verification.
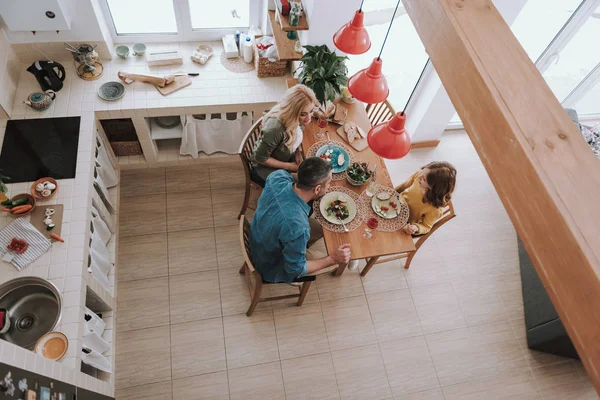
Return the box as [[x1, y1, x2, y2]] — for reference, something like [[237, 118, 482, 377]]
[[150, 117, 183, 140], [268, 10, 303, 61], [275, 7, 309, 31]]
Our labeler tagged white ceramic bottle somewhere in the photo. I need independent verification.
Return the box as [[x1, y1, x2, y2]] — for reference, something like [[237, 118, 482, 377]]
[[243, 36, 254, 63]]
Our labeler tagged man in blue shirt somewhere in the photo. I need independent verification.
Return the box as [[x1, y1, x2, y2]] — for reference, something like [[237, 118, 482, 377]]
[[250, 157, 351, 283]]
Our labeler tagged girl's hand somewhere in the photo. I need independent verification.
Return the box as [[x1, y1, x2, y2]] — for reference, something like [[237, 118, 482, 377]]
[[403, 224, 418, 235]]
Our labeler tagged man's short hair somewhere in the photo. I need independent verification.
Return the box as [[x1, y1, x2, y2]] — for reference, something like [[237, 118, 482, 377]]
[[297, 157, 332, 190]]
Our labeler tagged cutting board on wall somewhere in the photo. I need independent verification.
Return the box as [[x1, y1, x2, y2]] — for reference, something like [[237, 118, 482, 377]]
[[30, 204, 63, 240], [155, 75, 192, 96]]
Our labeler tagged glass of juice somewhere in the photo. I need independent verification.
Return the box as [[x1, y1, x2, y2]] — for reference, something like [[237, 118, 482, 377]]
[[367, 217, 379, 230], [316, 117, 327, 139]]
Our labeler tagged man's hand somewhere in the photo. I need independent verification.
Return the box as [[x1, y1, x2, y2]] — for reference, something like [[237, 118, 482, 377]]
[[403, 224, 418, 235], [286, 162, 299, 172], [331, 244, 351, 264]]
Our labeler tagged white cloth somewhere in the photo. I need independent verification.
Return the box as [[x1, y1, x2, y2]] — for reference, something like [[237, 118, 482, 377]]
[[91, 206, 112, 245], [90, 230, 112, 276], [82, 348, 112, 373], [88, 262, 110, 291], [85, 307, 106, 335], [94, 171, 115, 213], [96, 144, 118, 188], [83, 329, 110, 354], [292, 125, 303, 152], [180, 113, 252, 156]]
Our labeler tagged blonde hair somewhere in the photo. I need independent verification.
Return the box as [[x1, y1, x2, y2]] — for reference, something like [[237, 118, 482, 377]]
[[264, 84, 317, 149]]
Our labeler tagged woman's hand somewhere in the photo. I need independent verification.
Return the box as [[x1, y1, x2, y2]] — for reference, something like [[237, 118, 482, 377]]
[[403, 224, 418, 235], [295, 150, 303, 165]]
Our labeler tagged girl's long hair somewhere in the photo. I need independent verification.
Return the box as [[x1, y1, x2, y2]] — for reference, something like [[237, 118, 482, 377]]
[[263, 84, 317, 149], [422, 161, 457, 208]]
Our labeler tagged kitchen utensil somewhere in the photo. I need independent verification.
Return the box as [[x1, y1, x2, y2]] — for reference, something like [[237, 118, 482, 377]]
[[64, 42, 79, 52], [31, 204, 63, 240], [98, 81, 125, 101], [23, 90, 56, 111], [315, 144, 350, 173], [27, 60, 65, 92], [337, 216, 350, 232], [115, 45, 130, 58], [171, 72, 200, 76], [35, 331, 68, 361], [132, 43, 146, 56], [155, 75, 192, 96], [319, 191, 357, 225], [30, 177, 58, 200], [371, 192, 402, 219], [337, 125, 368, 151]]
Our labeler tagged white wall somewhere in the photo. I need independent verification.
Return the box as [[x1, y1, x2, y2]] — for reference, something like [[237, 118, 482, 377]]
[[0, 30, 20, 117]]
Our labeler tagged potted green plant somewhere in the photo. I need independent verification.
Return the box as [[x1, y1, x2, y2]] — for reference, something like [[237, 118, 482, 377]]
[[0, 172, 10, 202], [296, 45, 349, 115]]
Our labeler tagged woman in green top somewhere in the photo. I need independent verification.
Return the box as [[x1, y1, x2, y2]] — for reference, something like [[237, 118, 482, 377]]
[[251, 84, 318, 187]]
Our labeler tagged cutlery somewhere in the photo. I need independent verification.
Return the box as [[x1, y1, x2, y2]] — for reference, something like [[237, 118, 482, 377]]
[[337, 216, 349, 232], [171, 73, 200, 76], [64, 42, 79, 52]]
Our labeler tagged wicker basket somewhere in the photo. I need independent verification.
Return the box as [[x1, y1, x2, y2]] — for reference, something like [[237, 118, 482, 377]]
[[254, 37, 288, 78], [110, 141, 143, 157]]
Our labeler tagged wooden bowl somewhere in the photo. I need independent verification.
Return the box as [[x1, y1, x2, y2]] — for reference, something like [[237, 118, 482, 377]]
[[8, 193, 36, 217], [31, 177, 58, 200]]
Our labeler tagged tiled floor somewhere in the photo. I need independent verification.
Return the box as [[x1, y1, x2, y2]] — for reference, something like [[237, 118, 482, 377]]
[[114, 131, 598, 400]]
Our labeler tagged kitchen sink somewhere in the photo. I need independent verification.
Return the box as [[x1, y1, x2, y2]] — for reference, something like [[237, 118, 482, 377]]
[[0, 277, 62, 349]]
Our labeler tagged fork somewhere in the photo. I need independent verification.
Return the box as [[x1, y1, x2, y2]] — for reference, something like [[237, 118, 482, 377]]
[[337, 216, 349, 232]]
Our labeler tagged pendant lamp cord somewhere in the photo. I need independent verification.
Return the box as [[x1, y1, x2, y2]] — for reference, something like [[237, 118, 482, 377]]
[[377, 0, 402, 60], [401, 61, 429, 115], [359, 0, 365, 12]]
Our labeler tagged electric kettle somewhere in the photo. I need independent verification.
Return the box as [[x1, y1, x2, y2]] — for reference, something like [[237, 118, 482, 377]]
[[26, 60, 66, 92]]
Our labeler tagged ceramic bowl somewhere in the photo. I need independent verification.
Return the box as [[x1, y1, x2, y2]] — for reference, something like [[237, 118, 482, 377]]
[[132, 43, 146, 56], [35, 331, 69, 361], [31, 177, 58, 200], [115, 45, 129, 58], [98, 81, 126, 101]]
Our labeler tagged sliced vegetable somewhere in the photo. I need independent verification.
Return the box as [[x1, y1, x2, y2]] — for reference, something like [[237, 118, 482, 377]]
[[46, 224, 56, 231], [50, 233, 64, 242], [11, 204, 33, 214], [2, 208, 12, 212]]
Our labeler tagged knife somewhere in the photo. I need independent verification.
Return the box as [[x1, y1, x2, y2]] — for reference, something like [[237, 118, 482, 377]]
[[171, 73, 200, 76]]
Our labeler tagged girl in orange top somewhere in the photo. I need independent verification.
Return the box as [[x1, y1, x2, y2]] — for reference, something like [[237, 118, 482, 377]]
[[395, 161, 457, 235]]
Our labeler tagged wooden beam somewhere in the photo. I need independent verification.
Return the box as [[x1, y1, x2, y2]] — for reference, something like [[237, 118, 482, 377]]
[[411, 140, 440, 149], [402, 0, 600, 392]]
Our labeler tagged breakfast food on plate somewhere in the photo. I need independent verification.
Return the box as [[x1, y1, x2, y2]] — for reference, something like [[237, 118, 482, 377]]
[[326, 199, 350, 220], [333, 105, 348, 124], [343, 122, 359, 143], [337, 153, 345, 166], [376, 192, 392, 201]]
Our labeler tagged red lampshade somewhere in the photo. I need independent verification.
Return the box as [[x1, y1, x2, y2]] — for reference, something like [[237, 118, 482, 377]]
[[333, 10, 371, 55], [367, 112, 411, 159], [347, 58, 389, 104]]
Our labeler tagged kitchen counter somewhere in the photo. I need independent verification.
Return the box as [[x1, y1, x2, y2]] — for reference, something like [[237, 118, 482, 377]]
[[0, 41, 288, 397]]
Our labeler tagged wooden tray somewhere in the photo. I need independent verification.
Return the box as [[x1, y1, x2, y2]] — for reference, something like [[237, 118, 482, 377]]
[[337, 124, 369, 152], [156, 75, 192, 96], [30, 204, 63, 240]]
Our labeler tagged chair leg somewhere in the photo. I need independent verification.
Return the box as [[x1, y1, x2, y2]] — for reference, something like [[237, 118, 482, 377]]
[[297, 281, 312, 306], [238, 183, 252, 220], [404, 251, 416, 269], [246, 279, 262, 317], [239, 263, 246, 275], [360, 257, 380, 277]]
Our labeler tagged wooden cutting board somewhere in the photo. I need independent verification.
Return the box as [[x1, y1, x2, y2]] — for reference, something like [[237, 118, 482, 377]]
[[155, 75, 192, 96], [30, 204, 63, 240], [337, 124, 369, 152]]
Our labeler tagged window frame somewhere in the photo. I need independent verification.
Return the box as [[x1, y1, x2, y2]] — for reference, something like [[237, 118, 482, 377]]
[[100, 0, 262, 43]]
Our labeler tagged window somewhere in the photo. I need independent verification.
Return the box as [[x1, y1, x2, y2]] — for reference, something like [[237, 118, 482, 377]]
[[346, 3, 429, 111], [102, 0, 258, 40]]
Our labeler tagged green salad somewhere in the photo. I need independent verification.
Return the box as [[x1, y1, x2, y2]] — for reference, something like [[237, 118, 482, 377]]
[[346, 162, 372, 183], [326, 199, 350, 220]]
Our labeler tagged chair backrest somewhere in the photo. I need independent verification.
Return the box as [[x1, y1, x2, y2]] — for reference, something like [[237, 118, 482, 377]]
[[421, 200, 456, 240], [366, 100, 396, 126], [239, 215, 256, 273], [238, 117, 264, 173]]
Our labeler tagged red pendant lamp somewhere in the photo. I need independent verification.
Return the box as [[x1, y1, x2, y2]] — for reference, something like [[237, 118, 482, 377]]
[[366, 62, 428, 159], [333, 1, 371, 55], [347, 0, 402, 104]]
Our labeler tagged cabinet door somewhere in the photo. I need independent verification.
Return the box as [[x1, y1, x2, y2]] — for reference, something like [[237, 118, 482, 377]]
[[0, 362, 76, 399], [77, 387, 114, 400], [0, 0, 72, 31]]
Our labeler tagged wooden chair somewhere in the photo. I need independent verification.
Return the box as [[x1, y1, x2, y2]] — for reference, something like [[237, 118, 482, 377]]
[[238, 118, 263, 220], [366, 100, 396, 126], [238, 215, 316, 316], [360, 201, 456, 276]]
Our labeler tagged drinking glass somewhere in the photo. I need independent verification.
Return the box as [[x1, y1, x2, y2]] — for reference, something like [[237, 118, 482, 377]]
[[365, 180, 378, 197], [316, 117, 327, 140], [362, 228, 373, 239]]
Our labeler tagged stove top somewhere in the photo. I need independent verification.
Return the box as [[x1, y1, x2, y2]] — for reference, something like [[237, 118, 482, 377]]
[[0, 117, 81, 183]]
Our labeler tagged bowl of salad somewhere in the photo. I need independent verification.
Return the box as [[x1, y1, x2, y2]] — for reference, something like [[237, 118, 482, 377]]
[[346, 162, 372, 186], [319, 192, 358, 225]]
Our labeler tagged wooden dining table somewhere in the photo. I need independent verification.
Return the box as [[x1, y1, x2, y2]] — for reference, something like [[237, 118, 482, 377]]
[[286, 79, 416, 276]]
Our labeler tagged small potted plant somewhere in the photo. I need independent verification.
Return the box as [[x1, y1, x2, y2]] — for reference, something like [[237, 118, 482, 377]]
[[296, 45, 349, 119]]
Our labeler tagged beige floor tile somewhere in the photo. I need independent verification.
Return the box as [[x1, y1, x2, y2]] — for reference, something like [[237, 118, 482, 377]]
[[321, 295, 377, 352], [269, 280, 320, 308], [121, 168, 166, 198], [117, 234, 168, 282], [539, 378, 599, 400], [454, 285, 511, 326], [168, 228, 218, 275], [115, 381, 172, 400], [219, 266, 272, 316], [281, 353, 340, 400], [397, 388, 445, 400], [166, 190, 214, 232], [170, 318, 226, 379], [228, 361, 286, 400], [532, 361, 582, 391], [212, 187, 245, 227], [404, 238, 450, 288], [166, 164, 211, 193], [360, 258, 409, 295], [425, 322, 528, 387], [332, 344, 392, 400], [316, 268, 365, 302], [169, 271, 221, 323], [367, 289, 422, 342], [223, 310, 279, 369], [215, 225, 245, 269], [116, 277, 169, 332], [274, 302, 329, 361], [115, 326, 171, 389], [442, 371, 540, 400], [379, 336, 438, 395], [172, 371, 229, 400], [209, 159, 246, 190], [411, 283, 466, 334], [119, 195, 167, 238]]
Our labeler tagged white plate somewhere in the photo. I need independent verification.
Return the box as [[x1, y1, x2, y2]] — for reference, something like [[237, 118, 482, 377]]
[[319, 192, 357, 225], [35, 331, 68, 361], [371, 192, 402, 219]]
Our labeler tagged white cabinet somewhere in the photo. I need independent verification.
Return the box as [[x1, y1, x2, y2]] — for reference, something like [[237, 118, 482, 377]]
[[0, 0, 73, 31]]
